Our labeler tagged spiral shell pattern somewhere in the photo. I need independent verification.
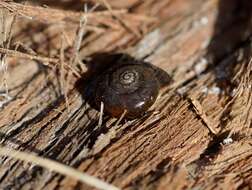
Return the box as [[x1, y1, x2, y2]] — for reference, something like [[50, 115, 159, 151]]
[[85, 56, 171, 119]]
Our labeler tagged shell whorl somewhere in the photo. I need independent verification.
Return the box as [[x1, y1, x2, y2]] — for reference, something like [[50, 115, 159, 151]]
[[109, 65, 144, 94], [85, 57, 171, 119]]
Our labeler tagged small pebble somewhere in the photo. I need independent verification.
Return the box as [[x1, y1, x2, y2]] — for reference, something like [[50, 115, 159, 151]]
[[223, 137, 233, 145]]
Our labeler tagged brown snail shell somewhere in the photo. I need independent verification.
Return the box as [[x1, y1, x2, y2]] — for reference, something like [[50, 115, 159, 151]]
[[86, 56, 171, 119]]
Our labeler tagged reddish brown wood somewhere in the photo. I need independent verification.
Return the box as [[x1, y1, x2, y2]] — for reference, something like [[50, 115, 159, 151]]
[[0, 0, 251, 189]]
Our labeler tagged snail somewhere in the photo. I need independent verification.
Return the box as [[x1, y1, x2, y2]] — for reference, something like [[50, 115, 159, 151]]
[[85, 54, 171, 119]]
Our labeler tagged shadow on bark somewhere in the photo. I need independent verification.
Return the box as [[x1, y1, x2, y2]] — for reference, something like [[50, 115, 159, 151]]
[[207, 0, 252, 89], [199, 0, 252, 159]]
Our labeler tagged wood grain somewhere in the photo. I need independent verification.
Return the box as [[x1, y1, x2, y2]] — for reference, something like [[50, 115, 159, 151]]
[[0, 0, 251, 189]]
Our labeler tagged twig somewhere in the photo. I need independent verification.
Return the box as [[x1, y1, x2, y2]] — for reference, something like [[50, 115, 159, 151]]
[[0, 47, 81, 78], [0, 1, 127, 29], [188, 96, 217, 135], [0, 47, 58, 63], [0, 146, 120, 190], [100, 0, 141, 37]]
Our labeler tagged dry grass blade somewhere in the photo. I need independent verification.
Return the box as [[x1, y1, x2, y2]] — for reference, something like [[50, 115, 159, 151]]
[[0, 47, 58, 64], [0, 1, 127, 19], [0, 146, 120, 190], [0, 1, 155, 32], [60, 33, 70, 112], [0, 47, 81, 77], [0, 9, 14, 97], [99, 0, 141, 37], [0, 1, 127, 28], [114, 110, 127, 127], [70, 4, 89, 67]]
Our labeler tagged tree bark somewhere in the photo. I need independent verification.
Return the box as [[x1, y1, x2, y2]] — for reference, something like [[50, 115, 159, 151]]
[[0, 0, 251, 190]]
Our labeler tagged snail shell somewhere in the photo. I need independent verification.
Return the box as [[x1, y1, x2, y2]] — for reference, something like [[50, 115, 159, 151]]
[[86, 56, 170, 119]]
